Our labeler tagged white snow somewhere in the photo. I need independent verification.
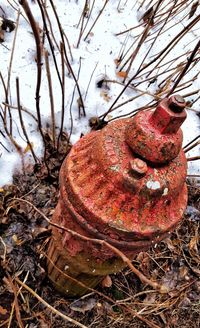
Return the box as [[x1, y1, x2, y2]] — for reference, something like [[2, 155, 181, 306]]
[[0, 0, 199, 186]]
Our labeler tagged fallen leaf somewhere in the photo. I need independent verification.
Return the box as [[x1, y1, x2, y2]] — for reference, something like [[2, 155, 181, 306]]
[[100, 91, 111, 102], [164, 238, 176, 252], [101, 275, 112, 288], [116, 71, 127, 78], [189, 235, 198, 252], [70, 297, 97, 313], [0, 305, 7, 315]]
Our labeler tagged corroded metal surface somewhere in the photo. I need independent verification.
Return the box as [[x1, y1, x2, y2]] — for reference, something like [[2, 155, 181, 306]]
[[48, 95, 188, 296]]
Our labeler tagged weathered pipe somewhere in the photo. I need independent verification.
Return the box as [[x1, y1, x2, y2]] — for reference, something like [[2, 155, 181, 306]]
[[47, 95, 188, 297]]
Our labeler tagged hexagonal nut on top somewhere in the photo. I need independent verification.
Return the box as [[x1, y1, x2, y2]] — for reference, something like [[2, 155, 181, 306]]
[[149, 95, 187, 134]]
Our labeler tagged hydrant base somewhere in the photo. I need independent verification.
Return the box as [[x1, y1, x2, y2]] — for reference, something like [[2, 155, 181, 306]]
[[47, 233, 127, 297]]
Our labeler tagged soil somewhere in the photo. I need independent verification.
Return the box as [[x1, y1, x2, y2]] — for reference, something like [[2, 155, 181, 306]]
[[0, 135, 199, 328]]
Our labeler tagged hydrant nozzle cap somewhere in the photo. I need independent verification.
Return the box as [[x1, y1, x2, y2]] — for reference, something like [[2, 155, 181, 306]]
[[125, 95, 187, 164]]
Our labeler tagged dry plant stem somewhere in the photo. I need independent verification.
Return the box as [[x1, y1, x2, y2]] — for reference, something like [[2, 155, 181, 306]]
[[45, 253, 160, 328], [57, 42, 65, 150], [19, 0, 51, 172], [137, 13, 200, 78], [19, 0, 43, 134], [184, 135, 200, 150], [0, 104, 22, 153], [187, 156, 200, 162], [15, 278, 88, 328], [41, 2, 73, 65], [7, 275, 24, 328], [79, 0, 96, 41], [115, 22, 143, 36], [105, 79, 155, 97], [48, 0, 85, 115], [62, 31, 74, 63], [117, 0, 123, 11], [184, 140, 200, 153], [170, 68, 200, 92], [0, 4, 5, 14], [136, 50, 191, 81], [137, 53, 199, 88], [37, 0, 62, 87], [105, 14, 200, 117], [191, 93, 200, 105], [44, 50, 56, 148], [106, 104, 155, 123], [0, 237, 6, 262], [137, 0, 178, 74], [0, 129, 6, 139], [175, 82, 194, 95], [4, 9, 20, 136], [147, 0, 190, 41], [2, 103, 38, 123], [157, 62, 184, 89], [84, 0, 109, 41], [108, 94, 149, 113], [7, 0, 29, 23], [16, 78, 38, 162], [11, 198, 166, 293], [6, 272, 30, 328], [119, 36, 140, 71], [187, 174, 200, 178], [135, 64, 181, 87], [84, 62, 98, 100], [68, 57, 82, 141], [155, 0, 187, 18], [183, 90, 200, 98], [137, 0, 147, 10], [41, 0, 73, 62], [0, 141, 10, 153], [76, 0, 88, 48], [168, 39, 200, 95], [98, 81, 155, 115], [99, 77, 156, 119], [124, 0, 163, 81], [117, 32, 131, 68], [144, 14, 200, 79]]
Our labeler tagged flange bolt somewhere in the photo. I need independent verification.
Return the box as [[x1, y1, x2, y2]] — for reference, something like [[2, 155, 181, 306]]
[[130, 158, 148, 178]]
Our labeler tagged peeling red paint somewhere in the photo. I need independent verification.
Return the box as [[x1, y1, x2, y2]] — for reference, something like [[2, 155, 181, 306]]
[[47, 95, 188, 296]]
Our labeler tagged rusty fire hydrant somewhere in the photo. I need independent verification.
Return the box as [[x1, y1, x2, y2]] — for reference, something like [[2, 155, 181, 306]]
[[47, 95, 188, 296]]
